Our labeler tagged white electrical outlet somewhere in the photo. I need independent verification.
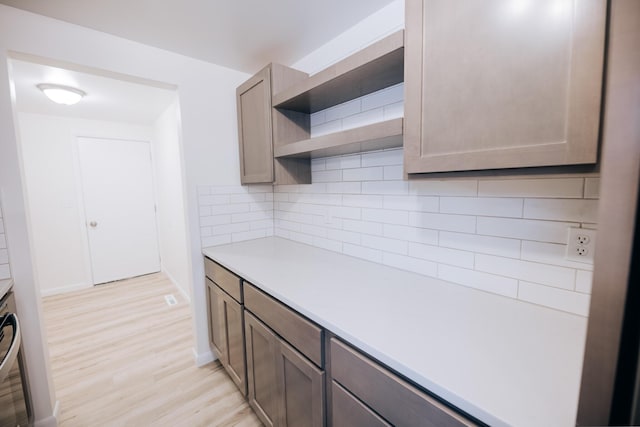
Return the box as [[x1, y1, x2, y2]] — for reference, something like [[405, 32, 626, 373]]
[[566, 227, 597, 263]]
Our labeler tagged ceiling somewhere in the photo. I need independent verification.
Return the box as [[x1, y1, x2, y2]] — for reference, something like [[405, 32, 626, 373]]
[[11, 59, 176, 124], [0, 0, 395, 73]]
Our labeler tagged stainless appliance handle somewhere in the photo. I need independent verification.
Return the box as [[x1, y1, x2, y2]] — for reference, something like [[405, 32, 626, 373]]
[[0, 313, 21, 384]]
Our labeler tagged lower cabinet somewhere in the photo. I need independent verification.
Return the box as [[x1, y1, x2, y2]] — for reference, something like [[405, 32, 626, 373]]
[[330, 338, 477, 427], [245, 311, 325, 427], [206, 277, 247, 396]]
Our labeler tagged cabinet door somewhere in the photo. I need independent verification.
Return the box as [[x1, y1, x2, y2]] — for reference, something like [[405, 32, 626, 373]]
[[237, 66, 274, 184], [245, 311, 281, 427], [219, 289, 247, 396], [332, 381, 390, 427], [404, 0, 606, 173], [206, 279, 226, 364], [277, 340, 325, 427]]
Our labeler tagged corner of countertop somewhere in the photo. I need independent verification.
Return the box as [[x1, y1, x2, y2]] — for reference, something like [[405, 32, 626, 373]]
[[0, 278, 14, 299]]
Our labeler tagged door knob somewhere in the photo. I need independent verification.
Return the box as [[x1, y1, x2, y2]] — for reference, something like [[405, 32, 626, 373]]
[[89, 221, 98, 228]]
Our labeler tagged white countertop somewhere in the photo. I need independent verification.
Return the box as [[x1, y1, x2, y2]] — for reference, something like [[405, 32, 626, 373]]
[[203, 237, 587, 427], [0, 279, 12, 300]]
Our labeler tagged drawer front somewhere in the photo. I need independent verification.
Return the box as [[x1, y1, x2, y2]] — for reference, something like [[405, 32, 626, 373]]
[[330, 338, 477, 427], [244, 283, 323, 367], [332, 380, 390, 427], [204, 257, 242, 303]]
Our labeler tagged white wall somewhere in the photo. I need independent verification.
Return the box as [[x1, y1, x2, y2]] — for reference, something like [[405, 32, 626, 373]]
[[18, 112, 154, 295], [153, 100, 191, 299], [0, 5, 248, 424]]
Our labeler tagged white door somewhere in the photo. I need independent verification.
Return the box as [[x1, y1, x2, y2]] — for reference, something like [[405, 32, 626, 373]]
[[77, 137, 160, 285]]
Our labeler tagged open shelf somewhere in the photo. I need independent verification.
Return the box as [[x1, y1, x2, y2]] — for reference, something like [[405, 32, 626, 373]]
[[274, 118, 403, 159], [272, 30, 404, 114]]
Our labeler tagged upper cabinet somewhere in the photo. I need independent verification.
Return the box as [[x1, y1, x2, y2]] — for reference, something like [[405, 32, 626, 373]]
[[237, 63, 311, 184], [404, 0, 607, 174]]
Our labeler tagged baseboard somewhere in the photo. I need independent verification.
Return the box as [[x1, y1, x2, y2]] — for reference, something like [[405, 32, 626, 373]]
[[162, 269, 191, 303], [193, 347, 216, 367], [40, 283, 91, 297], [33, 400, 59, 427]]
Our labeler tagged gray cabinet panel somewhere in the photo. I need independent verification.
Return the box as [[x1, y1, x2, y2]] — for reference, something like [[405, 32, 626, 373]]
[[206, 278, 226, 364], [221, 290, 247, 396], [244, 282, 323, 367], [404, 0, 606, 173], [245, 311, 281, 427], [278, 340, 325, 427], [331, 338, 475, 427], [204, 257, 242, 303], [332, 380, 390, 427]]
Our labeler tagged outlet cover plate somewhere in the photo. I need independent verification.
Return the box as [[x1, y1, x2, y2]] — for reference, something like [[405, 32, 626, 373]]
[[566, 227, 597, 263]]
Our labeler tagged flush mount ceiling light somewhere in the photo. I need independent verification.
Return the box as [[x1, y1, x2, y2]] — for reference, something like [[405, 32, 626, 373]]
[[36, 83, 86, 105]]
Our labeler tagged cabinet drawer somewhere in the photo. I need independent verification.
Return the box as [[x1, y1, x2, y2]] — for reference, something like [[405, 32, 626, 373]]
[[332, 380, 390, 427], [330, 338, 476, 427], [244, 283, 323, 367], [204, 257, 242, 303]]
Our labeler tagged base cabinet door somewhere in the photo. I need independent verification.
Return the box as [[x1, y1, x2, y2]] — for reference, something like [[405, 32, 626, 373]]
[[219, 289, 247, 396], [332, 381, 390, 427], [206, 278, 227, 364], [245, 311, 281, 427], [278, 341, 324, 427]]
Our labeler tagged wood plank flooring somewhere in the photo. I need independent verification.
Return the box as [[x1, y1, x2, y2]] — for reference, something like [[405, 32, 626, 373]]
[[42, 273, 261, 426]]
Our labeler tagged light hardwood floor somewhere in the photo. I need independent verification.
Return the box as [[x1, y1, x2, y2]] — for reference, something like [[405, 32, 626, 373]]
[[42, 273, 262, 426]]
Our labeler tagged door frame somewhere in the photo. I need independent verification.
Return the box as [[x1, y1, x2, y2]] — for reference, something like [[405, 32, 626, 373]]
[[72, 133, 161, 286]]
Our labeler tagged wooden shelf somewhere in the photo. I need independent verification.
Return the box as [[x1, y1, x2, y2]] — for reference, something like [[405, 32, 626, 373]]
[[274, 118, 403, 159], [272, 31, 404, 114]]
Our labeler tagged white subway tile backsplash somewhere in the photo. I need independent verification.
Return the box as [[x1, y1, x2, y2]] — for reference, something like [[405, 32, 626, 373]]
[[362, 208, 409, 225], [325, 99, 361, 122], [383, 195, 438, 212], [383, 224, 438, 245], [576, 270, 594, 294], [342, 219, 383, 235], [438, 265, 519, 298], [327, 229, 362, 245], [312, 170, 343, 183], [361, 180, 409, 195], [343, 167, 384, 181], [0, 234, 6, 249], [311, 158, 326, 171], [440, 197, 523, 218], [518, 281, 590, 316], [476, 254, 575, 290], [382, 253, 437, 277], [409, 242, 474, 268], [202, 234, 232, 247], [478, 178, 584, 199], [383, 101, 404, 120], [361, 149, 403, 167], [313, 119, 343, 137], [310, 110, 326, 127], [409, 212, 476, 233], [326, 154, 361, 170], [326, 182, 362, 194], [343, 195, 384, 208], [476, 217, 579, 244], [200, 215, 231, 227], [521, 241, 594, 271], [343, 243, 383, 263], [0, 249, 8, 264], [199, 90, 601, 316], [343, 108, 384, 130], [361, 84, 404, 111], [524, 199, 599, 223], [361, 235, 408, 255], [383, 165, 403, 181], [439, 232, 521, 259], [409, 180, 478, 196]]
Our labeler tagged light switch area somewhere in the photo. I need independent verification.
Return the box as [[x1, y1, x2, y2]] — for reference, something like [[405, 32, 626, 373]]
[[566, 227, 597, 263]]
